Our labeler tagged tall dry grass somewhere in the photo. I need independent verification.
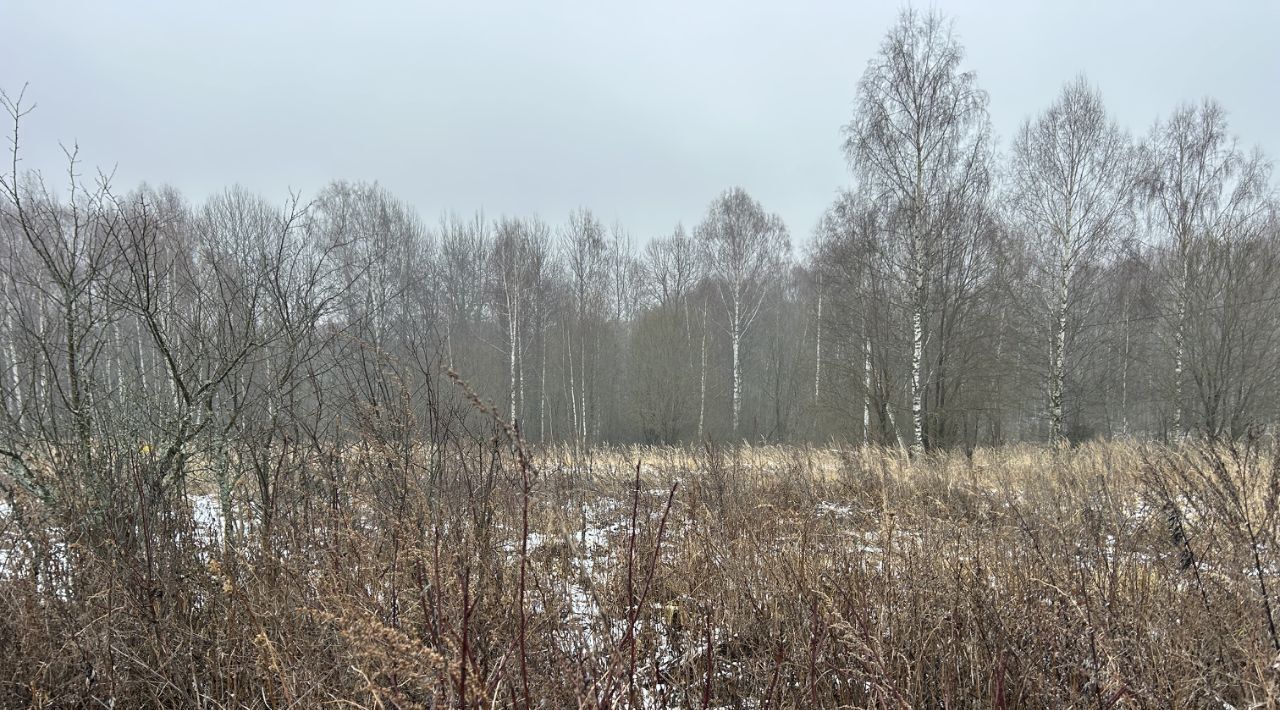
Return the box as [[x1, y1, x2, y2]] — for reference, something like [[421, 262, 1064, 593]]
[[2, 434, 1279, 707]]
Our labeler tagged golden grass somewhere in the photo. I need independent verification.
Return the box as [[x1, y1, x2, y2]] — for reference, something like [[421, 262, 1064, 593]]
[[2, 438, 1278, 707]]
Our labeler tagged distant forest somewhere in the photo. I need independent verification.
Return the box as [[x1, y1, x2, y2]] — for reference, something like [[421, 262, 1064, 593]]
[[2, 9, 1276, 451]]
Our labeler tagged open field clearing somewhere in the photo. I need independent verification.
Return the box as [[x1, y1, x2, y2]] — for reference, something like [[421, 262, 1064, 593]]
[[4, 1, 1280, 706], [3, 440, 1280, 707]]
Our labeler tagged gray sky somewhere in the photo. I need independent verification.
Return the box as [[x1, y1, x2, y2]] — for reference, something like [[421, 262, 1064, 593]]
[[4, 1, 1278, 246]]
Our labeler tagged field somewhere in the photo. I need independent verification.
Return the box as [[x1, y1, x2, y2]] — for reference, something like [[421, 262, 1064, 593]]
[[2, 439, 1280, 708]]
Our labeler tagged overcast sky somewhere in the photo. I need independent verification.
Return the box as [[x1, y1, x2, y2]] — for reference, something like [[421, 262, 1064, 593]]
[[4, 1, 1278, 245]]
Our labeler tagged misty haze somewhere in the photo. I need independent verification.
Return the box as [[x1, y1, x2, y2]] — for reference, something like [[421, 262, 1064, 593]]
[[2, 2, 1280, 707]]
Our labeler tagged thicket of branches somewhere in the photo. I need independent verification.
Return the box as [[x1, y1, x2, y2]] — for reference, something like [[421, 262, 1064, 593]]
[[1, 14, 1278, 452]]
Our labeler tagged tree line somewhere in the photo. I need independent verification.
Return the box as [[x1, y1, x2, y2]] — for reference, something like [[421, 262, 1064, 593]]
[[1, 9, 1276, 454]]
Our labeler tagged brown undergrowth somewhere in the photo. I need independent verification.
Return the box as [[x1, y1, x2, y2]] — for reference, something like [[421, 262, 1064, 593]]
[[2, 431, 1280, 707]]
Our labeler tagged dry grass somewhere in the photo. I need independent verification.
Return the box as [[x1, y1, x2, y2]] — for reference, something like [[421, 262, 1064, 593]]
[[2, 437, 1279, 707]]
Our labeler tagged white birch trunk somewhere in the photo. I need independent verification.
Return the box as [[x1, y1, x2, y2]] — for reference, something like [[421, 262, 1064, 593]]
[[111, 322, 123, 408], [730, 286, 744, 438], [1049, 255, 1070, 445], [592, 325, 601, 440], [579, 325, 590, 442], [1172, 256, 1189, 438], [164, 281, 178, 411], [539, 323, 547, 442], [134, 319, 148, 395], [813, 292, 822, 403], [516, 306, 525, 423], [861, 269, 871, 445], [698, 298, 708, 441], [1172, 301, 1185, 438], [863, 326, 872, 446], [35, 306, 47, 411], [731, 326, 741, 437], [909, 211, 926, 453], [910, 301, 925, 453], [989, 305, 1006, 443], [4, 304, 20, 420], [564, 327, 578, 440], [1121, 299, 1130, 436], [508, 297, 518, 421]]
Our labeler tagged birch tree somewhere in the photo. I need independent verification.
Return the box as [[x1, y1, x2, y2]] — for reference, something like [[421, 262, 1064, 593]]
[[843, 8, 989, 452], [313, 181, 430, 354], [0, 91, 121, 459], [1140, 100, 1271, 437], [489, 217, 550, 424], [694, 187, 789, 437], [560, 208, 607, 441], [813, 191, 908, 446], [1010, 76, 1134, 444]]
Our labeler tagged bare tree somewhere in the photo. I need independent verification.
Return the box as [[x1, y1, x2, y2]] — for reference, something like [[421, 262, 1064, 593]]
[[813, 191, 911, 447], [694, 187, 789, 437], [1140, 100, 1272, 437], [844, 8, 989, 452], [1185, 213, 1280, 438], [1010, 76, 1135, 444], [489, 217, 552, 426], [1, 88, 122, 478], [640, 225, 699, 311], [438, 211, 490, 371], [313, 181, 431, 354], [560, 208, 607, 442]]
